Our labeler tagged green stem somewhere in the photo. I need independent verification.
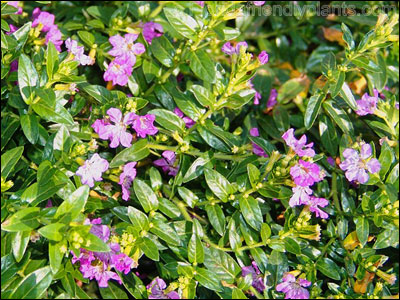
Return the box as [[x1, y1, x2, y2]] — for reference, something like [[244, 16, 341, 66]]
[[316, 237, 336, 263], [332, 172, 342, 214]]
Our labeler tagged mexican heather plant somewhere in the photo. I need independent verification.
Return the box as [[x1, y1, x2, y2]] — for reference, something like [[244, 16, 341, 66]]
[[1, 1, 399, 299]]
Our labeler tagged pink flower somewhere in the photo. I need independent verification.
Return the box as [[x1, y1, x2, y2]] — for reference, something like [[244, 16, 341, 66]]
[[6, 24, 18, 35], [282, 128, 315, 157], [92, 119, 110, 138], [99, 108, 136, 148], [258, 51, 269, 65], [103, 56, 133, 86], [249, 128, 268, 158], [290, 160, 323, 187], [253, 1, 266, 6], [147, 277, 180, 299], [111, 253, 133, 274], [142, 22, 163, 44], [326, 156, 335, 166], [84, 218, 111, 242], [174, 107, 195, 128], [71, 248, 95, 265], [80, 261, 122, 288], [130, 114, 158, 138], [32, 8, 55, 32], [289, 185, 312, 207], [276, 273, 311, 299], [108, 33, 145, 64], [241, 261, 265, 293], [194, 1, 205, 7], [355, 89, 380, 116], [154, 151, 179, 176], [267, 89, 278, 108], [308, 196, 329, 219], [65, 38, 94, 66], [7, 1, 22, 14], [76, 153, 109, 188], [221, 41, 248, 55], [45, 25, 63, 51], [10, 60, 18, 72], [119, 162, 137, 201], [248, 79, 261, 105], [339, 143, 381, 184]]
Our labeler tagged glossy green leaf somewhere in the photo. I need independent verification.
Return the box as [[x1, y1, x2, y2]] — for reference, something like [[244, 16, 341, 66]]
[[188, 233, 204, 264], [148, 109, 186, 134], [1, 146, 24, 179], [304, 93, 325, 129], [9, 266, 53, 299], [204, 168, 234, 202], [188, 49, 216, 83], [316, 258, 341, 280], [109, 139, 150, 168], [133, 179, 159, 212], [141, 237, 159, 261], [150, 35, 175, 67], [38, 223, 66, 242], [18, 54, 39, 104], [1, 207, 41, 232], [164, 8, 199, 39], [239, 196, 263, 231]]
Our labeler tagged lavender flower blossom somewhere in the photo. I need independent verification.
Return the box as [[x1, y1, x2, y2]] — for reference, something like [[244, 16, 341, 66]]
[[147, 277, 180, 299], [119, 162, 137, 201], [258, 51, 269, 65], [249, 128, 268, 157], [108, 33, 145, 64], [267, 88, 278, 109], [308, 196, 329, 219], [32, 8, 55, 32], [130, 114, 158, 138], [339, 143, 381, 184], [276, 273, 311, 299], [289, 185, 312, 207], [7, 1, 22, 14], [65, 38, 94, 65], [241, 261, 265, 293], [142, 22, 164, 44], [76, 154, 109, 188], [282, 128, 315, 157], [104, 56, 134, 86], [355, 89, 380, 116], [221, 41, 248, 55], [174, 107, 195, 128], [253, 1, 266, 6], [154, 151, 179, 176], [96, 108, 136, 148], [290, 160, 323, 187], [45, 24, 63, 51]]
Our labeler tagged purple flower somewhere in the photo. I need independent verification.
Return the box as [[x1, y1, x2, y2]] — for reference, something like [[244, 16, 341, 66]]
[[339, 143, 381, 184], [7, 1, 22, 14], [76, 153, 109, 188], [267, 89, 278, 108], [308, 196, 329, 219], [221, 41, 248, 55], [6, 24, 18, 35], [154, 151, 179, 176], [194, 1, 205, 7], [108, 33, 145, 64], [111, 253, 133, 274], [84, 218, 111, 243], [290, 160, 323, 187], [97, 108, 136, 148], [10, 60, 18, 72], [65, 38, 94, 65], [130, 114, 158, 138], [71, 248, 95, 265], [92, 119, 110, 138], [289, 185, 312, 207], [174, 107, 195, 128], [253, 1, 266, 6], [249, 128, 268, 158], [104, 56, 134, 86], [258, 51, 269, 65], [80, 261, 122, 288], [355, 89, 380, 116], [248, 79, 261, 105], [32, 8, 55, 32], [276, 273, 311, 299], [45, 25, 63, 51], [147, 277, 180, 299], [119, 162, 137, 201], [282, 128, 315, 157], [327, 156, 335, 167], [241, 261, 265, 293], [142, 22, 164, 44]]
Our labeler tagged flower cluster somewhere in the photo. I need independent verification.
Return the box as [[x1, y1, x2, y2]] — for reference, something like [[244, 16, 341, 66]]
[[339, 143, 381, 184], [32, 8, 63, 51], [71, 218, 134, 288], [283, 129, 329, 219], [104, 33, 145, 86], [92, 107, 158, 148], [147, 277, 180, 299]]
